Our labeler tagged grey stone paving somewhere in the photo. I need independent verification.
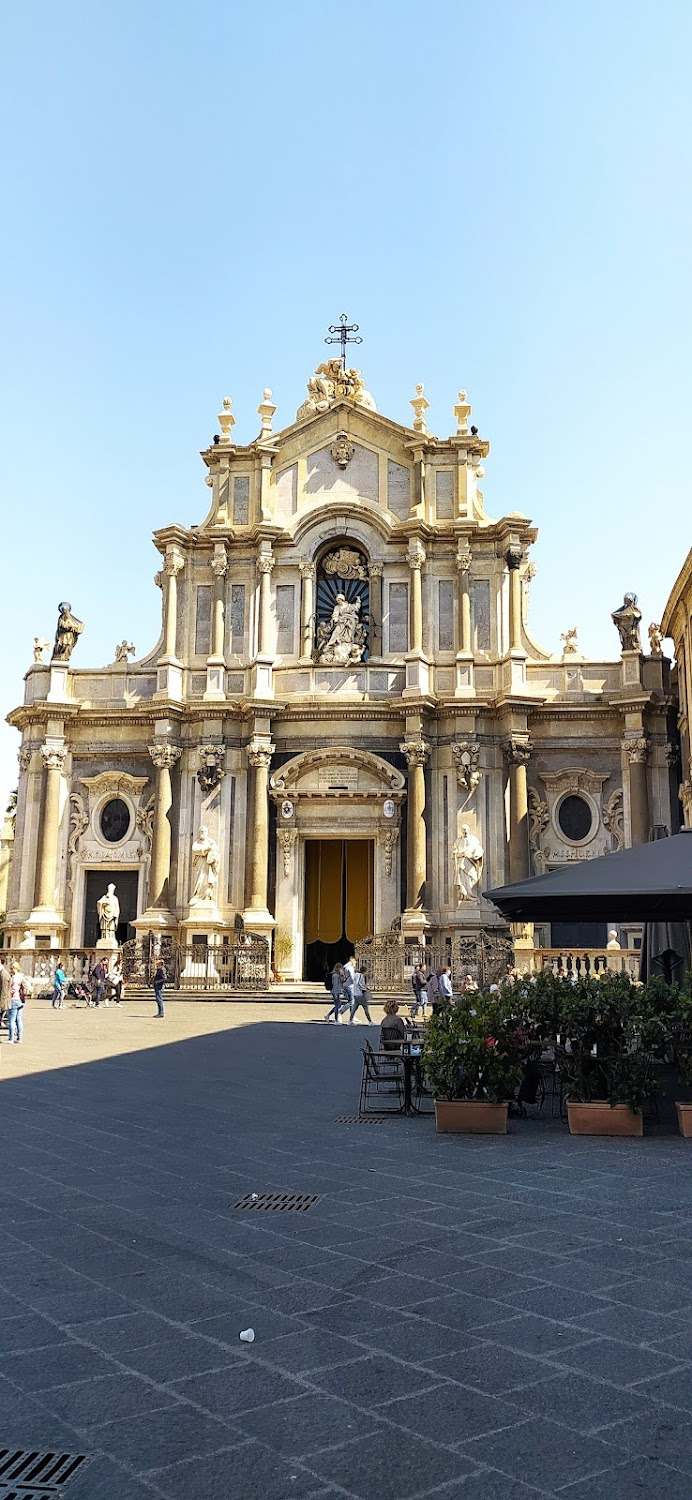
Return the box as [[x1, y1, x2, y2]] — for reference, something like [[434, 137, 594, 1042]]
[[3, 1014, 692, 1498]]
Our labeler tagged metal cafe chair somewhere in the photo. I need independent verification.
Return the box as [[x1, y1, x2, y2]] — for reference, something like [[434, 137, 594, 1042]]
[[359, 1041, 405, 1115]]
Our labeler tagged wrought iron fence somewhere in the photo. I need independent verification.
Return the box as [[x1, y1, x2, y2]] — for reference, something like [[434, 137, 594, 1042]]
[[354, 929, 515, 994], [120, 937, 269, 992], [0, 936, 270, 995]]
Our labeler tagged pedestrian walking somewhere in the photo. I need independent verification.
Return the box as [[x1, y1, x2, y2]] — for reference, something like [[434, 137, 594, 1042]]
[[89, 959, 106, 1007], [0, 956, 10, 1031], [340, 957, 356, 1023], [152, 961, 166, 1018], [7, 962, 27, 1043], [438, 965, 454, 1003], [324, 962, 345, 1023], [108, 960, 124, 1005], [410, 964, 429, 1020], [52, 963, 67, 1009], [348, 966, 373, 1024]]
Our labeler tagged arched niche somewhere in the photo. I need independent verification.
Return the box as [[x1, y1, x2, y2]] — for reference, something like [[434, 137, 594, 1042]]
[[314, 540, 371, 663]]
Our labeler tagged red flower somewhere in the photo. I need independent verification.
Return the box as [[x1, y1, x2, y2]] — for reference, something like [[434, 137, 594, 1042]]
[[486, 1036, 496, 1047]]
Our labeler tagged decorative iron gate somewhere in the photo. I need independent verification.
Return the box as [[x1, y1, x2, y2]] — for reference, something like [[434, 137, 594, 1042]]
[[355, 929, 514, 994], [120, 936, 269, 992]]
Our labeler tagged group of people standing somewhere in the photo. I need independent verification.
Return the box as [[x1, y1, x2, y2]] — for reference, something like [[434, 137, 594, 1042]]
[[325, 959, 373, 1024], [410, 963, 455, 1017]]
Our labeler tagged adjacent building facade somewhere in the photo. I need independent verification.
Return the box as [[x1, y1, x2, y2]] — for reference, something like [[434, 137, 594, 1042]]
[[662, 547, 692, 830], [4, 355, 681, 976]]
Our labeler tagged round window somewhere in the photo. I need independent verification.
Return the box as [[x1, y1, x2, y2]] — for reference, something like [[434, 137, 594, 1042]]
[[100, 798, 131, 844], [557, 794, 593, 843]]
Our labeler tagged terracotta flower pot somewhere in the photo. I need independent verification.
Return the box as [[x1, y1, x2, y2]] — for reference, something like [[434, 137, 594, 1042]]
[[567, 1102, 643, 1137], [435, 1100, 508, 1134], [676, 1103, 692, 1138]]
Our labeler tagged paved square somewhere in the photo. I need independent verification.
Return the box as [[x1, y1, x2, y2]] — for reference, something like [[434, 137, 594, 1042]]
[[2, 998, 692, 1499]]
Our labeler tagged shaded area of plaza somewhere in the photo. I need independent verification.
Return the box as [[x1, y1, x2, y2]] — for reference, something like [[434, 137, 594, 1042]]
[[3, 1001, 692, 1498]]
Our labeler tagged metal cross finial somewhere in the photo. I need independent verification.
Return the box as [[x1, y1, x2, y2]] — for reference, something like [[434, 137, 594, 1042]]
[[325, 313, 363, 371]]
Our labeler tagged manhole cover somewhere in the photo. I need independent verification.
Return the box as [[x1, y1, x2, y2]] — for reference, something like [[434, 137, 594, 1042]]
[[335, 1115, 386, 1124], [0, 1450, 89, 1498], [233, 1192, 322, 1212]]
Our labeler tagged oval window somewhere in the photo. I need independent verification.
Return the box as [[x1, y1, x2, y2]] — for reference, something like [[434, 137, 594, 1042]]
[[557, 794, 593, 843], [100, 798, 131, 844]]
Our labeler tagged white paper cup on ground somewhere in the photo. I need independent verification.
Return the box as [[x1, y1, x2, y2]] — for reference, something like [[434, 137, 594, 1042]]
[[239, 1328, 255, 1343]]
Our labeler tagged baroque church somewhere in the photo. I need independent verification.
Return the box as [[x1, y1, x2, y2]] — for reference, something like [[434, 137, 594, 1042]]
[[4, 338, 680, 978]]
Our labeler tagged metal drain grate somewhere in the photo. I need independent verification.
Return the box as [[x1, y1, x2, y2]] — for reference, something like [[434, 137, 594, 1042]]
[[0, 1450, 89, 1498], [335, 1114, 386, 1125], [233, 1191, 322, 1212]]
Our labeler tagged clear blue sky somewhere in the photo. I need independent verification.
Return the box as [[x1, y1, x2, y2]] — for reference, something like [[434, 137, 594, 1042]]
[[1, 0, 690, 805]]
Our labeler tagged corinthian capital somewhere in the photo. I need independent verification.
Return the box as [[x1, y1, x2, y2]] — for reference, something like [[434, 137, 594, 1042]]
[[257, 553, 275, 576], [368, 561, 384, 579], [407, 544, 426, 572], [504, 736, 531, 767], [400, 737, 430, 768], [148, 742, 182, 771], [40, 744, 66, 772], [622, 736, 649, 765], [505, 544, 524, 572], [164, 548, 185, 579], [210, 545, 227, 578], [456, 547, 472, 572], [299, 557, 316, 581], [247, 738, 275, 769]]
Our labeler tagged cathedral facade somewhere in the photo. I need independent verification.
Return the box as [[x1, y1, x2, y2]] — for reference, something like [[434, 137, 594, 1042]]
[[5, 355, 680, 977]]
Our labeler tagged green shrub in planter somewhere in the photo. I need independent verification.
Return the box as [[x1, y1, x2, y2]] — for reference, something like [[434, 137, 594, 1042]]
[[423, 995, 524, 1104], [555, 972, 666, 1114]]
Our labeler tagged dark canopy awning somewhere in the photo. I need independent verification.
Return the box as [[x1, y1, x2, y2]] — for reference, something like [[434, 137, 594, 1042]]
[[485, 829, 692, 923]]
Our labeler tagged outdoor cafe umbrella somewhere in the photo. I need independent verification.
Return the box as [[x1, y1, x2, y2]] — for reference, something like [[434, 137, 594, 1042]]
[[639, 827, 692, 983], [485, 827, 692, 925]]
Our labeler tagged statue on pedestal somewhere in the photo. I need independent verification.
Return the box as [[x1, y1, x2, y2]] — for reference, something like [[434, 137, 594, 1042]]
[[191, 825, 220, 904], [611, 594, 641, 652], [52, 602, 84, 662], [96, 884, 120, 947], [453, 820, 484, 903]]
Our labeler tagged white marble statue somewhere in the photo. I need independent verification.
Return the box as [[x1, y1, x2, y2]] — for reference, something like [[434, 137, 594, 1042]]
[[191, 825, 220, 903], [453, 820, 484, 903], [97, 883, 120, 944], [315, 593, 366, 665]]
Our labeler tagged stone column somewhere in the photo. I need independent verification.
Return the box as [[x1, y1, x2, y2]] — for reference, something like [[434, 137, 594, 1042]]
[[400, 737, 430, 922], [162, 547, 184, 660], [257, 552, 275, 656], [505, 737, 531, 882], [457, 546, 472, 653], [455, 544, 474, 695], [408, 546, 424, 653], [506, 545, 523, 651], [368, 561, 383, 658], [244, 740, 276, 937], [205, 544, 227, 700], [147, 743, 182, 912], [299, 558, 316, 661], [33, 744, 66, 910], [623, 737, 650, 845], [210, 545, 227, 660]]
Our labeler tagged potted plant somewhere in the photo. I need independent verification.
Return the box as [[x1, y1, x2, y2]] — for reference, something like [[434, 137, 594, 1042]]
[[273, 931, 294, 981], [423, 995, 524, 1133], [667, 979, 692, 1136], [555, 973, 662, 1136]]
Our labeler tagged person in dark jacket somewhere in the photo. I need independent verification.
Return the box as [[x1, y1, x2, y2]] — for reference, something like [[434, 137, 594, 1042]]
[[152, 962, 166, 1018]]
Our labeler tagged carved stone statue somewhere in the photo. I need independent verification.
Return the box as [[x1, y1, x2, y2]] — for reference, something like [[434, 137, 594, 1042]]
[[114, 640, 135, 663], [453, 820, 484, 903], [96, 883, 120, 947], [648, 622, 663, 657], [315, 593, 367, 665], [33, 637, 50, 664], [52, 602, 84, 662], [611, 594, 642, 652], [560, 628, 578, 656], [297, 361, 377, 420], [190, 825, 220, 904]]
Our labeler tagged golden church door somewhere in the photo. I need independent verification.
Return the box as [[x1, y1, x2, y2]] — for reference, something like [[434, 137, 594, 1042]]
[[303, 839, 374, 981]]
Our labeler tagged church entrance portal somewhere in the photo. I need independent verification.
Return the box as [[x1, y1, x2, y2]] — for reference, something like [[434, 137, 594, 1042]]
[[303, 840, 374, 981], [83, 871, 139, 948]]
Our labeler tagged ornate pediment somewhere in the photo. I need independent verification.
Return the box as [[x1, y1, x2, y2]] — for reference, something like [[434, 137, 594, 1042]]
[[80, 772, 149, 800], [270, 747, 405, 799]]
